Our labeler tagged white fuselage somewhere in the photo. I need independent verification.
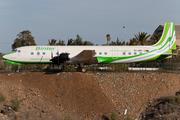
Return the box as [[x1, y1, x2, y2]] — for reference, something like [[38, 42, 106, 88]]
[[4, 45, 157, 63]]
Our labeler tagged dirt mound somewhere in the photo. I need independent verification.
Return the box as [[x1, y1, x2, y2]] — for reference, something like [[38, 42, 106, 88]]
[[0, 72, 116, 120], [0, 72, 180, 120]]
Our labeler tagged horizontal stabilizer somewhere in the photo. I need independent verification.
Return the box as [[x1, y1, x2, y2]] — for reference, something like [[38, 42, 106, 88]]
[[161, 53, 177, 56]]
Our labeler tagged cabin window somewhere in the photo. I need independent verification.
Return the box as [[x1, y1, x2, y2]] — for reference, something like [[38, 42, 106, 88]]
[[128, 52, 131, 55], [134, 52, 137, 55], [18, 50, 21, 53], [140, 52, 142, 55], [123, 52, 126, 55], [56, 52, 59, 55], [37, 52, 40, 55], [31, 52, 34, 55], [99, 52, 102, 55], [43, 52, 45, 55], [104, 52, 107, 55], [13, 49, 17, 52]]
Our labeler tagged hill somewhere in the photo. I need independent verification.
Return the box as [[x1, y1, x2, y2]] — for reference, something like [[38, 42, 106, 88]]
[[0, 72, 180, 120]]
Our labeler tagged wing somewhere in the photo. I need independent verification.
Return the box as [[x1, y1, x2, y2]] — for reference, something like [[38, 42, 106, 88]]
[[67, 50, 98, 64]]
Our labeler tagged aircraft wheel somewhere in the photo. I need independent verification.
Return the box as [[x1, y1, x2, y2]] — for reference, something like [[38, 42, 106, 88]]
[[15, 69, 20, 73], [81, 68, 87, 73]]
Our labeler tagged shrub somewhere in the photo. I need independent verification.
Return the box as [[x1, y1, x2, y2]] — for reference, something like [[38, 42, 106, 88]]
[[168, 96, 180, 105], [108, 111, 118, 120], [0, 64, 4, 70], [157, 102, 176, 115], [125, 114, 133, 120], [11, 97, 20, 111], [0, 91, 6, 103], [61, 115, 74, 120]]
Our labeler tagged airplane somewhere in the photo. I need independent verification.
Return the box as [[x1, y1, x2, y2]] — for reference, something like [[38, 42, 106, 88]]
[[3, 22, 176, 72]]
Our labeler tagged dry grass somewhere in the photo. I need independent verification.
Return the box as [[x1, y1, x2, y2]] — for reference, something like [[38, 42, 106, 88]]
[[11, 97, 20, 111], [108, 111, 118, 120], [0, 91, 6, 103]]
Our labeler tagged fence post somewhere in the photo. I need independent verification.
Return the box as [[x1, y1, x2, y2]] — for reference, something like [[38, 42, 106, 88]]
[[4, 62, 6, 72], [159, 61, 160, 73], [152, 61, 153, 72], [21, 63, 23, 72], [177, 62, 179, 74], [145, 62, 147, 73], [171, 58, 173, 73], [12, 64, 13, 73]]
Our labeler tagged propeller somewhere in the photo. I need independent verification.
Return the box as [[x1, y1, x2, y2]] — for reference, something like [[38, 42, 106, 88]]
[[50, 51, 54, 70], [57, 48, 60, 69], [57, 47, 59, 56], [49, 48, 69, 71], [51, 51, 53, 59]]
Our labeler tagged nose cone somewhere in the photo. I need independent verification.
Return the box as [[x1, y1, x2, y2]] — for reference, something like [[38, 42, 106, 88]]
[[2, 54, 7, 60], [2, 52, 15, 60]]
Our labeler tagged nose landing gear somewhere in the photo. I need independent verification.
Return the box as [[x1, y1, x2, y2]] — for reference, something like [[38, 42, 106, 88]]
[[15, 66, 21, 73]]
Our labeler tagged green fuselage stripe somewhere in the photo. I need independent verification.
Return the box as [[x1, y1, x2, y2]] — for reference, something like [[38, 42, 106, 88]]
[[3, 58, 52, 65]]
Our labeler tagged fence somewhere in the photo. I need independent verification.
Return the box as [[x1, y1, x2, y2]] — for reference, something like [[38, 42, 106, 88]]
[[1, 58, 180, 74]]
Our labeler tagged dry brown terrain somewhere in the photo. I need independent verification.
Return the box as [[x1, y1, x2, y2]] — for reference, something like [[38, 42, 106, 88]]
[[0, 71, 180, 120]]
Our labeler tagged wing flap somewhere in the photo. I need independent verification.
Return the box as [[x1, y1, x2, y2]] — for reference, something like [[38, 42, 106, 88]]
[[67, 50, 98, 64]]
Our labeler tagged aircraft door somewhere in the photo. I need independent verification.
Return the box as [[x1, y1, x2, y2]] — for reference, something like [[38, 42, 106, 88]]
[[112, 48, 118, 59]]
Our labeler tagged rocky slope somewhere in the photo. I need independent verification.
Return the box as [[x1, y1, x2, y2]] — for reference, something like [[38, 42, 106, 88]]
[[0, 71, 179, 120]]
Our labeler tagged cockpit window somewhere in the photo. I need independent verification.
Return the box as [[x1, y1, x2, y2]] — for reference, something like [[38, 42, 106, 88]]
[[13, 49, 17, 52], [18, 50, 21, 53]]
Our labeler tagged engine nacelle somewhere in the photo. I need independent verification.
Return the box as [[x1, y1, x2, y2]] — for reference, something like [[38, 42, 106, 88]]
[[50, 53, 69, 65]]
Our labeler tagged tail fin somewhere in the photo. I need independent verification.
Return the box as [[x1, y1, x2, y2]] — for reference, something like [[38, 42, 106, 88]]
[[152, 22, 176, 55]]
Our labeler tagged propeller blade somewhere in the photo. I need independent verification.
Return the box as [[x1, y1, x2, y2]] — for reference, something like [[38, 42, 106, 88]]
[[53, 64, 54, 70], [57, 47, 60, 56], [51, 51, 53, 59], [57, 48, 58, 55], [50, 64, 52, 70]]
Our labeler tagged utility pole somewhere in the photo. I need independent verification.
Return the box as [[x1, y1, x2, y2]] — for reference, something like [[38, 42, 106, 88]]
[[123, 26, 126, 45]]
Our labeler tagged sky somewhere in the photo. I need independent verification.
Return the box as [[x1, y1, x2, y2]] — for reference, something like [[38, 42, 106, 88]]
[[0, 0, 180, 54]]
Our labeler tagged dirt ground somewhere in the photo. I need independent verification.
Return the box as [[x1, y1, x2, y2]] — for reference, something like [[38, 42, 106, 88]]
[[0, 71, 180, 120]]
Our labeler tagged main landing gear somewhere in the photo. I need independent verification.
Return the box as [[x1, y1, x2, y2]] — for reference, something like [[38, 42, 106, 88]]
[[76, 64, 87, 73]]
